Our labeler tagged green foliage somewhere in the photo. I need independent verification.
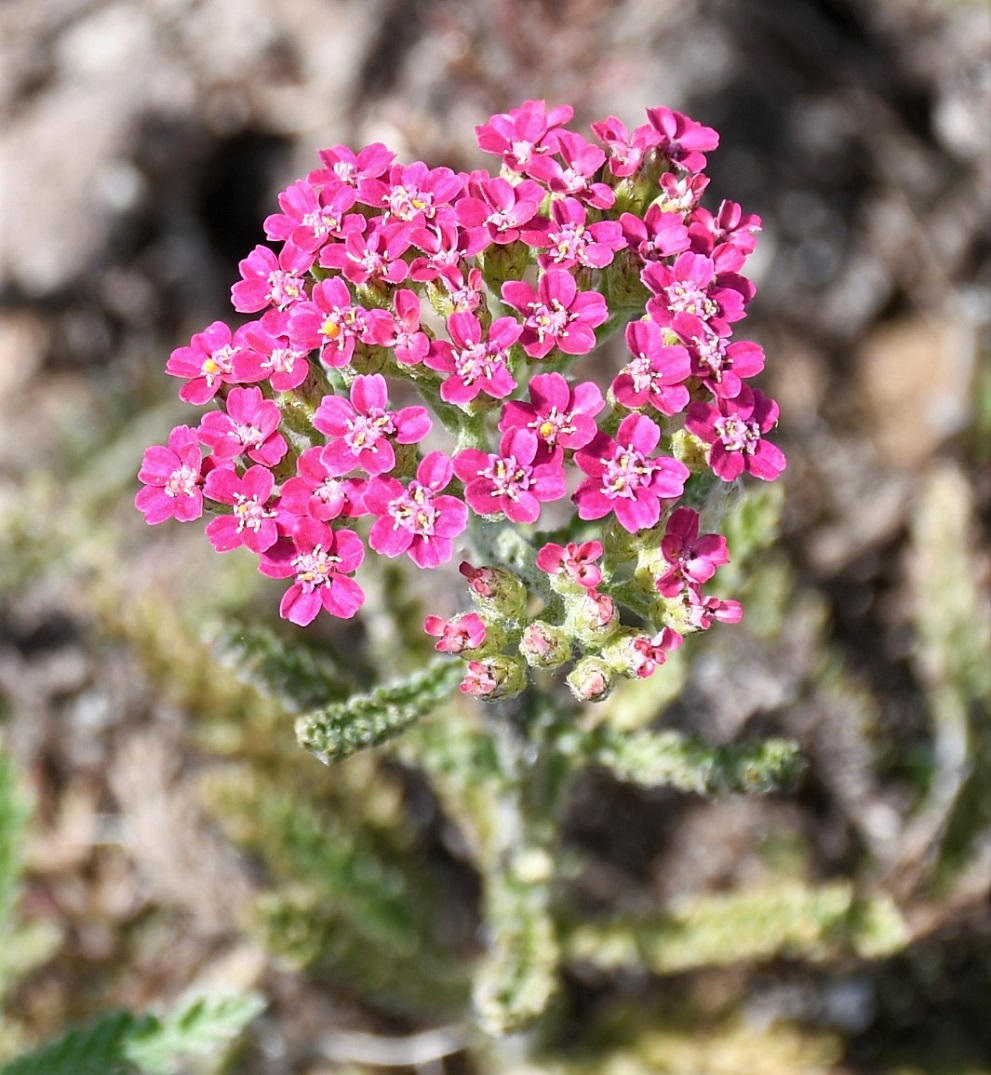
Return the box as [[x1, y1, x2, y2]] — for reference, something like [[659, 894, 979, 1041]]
[[0, 751, 60, 1011], [124, 992, 266, 1075], [210, 622, 358, 711], [203, 766, 470, 1014], [473, 849, 560, 1036], [212, 771, 423, 950], [565, 879, 908, 975], [296, 657, 464, 763], [719, 481, 785, 574], [248, 886, 469, 1015], [0, 751, 27, 940], [908, 464, 991, 881], [0, 992, 263, 1075], [585, 725, 806, 795], [400, 706, 507, 869], [530, 1007, 842, 1075], [403, 707, 569, 1035], [0, 1011, 146, 1075]]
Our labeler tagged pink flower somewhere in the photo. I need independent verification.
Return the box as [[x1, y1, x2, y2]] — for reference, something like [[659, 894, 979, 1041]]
[[620, 205, 691, 263], [629, 627, 683, 678], [309, 142, 395, 189], [644, 107, 719, 173], [519, 621, 572, 668], [455, 176, 549, 247], [166, 321, 241, 405], [135, 424, 206, 524], [233, 313, 311, 392], [407, 219, 484, 282], [423, 612, 487, 653], [685, 387, 786, 482], [524, 130, 615, 209], [287, 277, 391, 368], [573, 414, 689, 533], [642, 252, 751, 338], [657, 171, 710, 214], [571, 588, 618, 637], [667, 313, 765, 399], [381, 289, 430, 367], [454, 428, 566, 524], [263, 178, 358, 260], [425, 312, 521, 404], [314, 374, 431, 477], [688, 200, 762, 256], [655, 507, 729, 597], [197, 386, 287, 468], [681, 586, 743, 630], [365, 452, 468, 568], [358, 162, 464, 226], [203, 464, 280, 554], [535, 540, 604, 589], [140, 105, 771, 661], [590, 116, 661, 177], [499, 371, 604, 454], [612, 320, 692, 416], [537, 197, 626, 271], [436, 265, 488, 315], [231, 244, 310, 313], [318, 216, 411, 285], [279, 447, 367, 522], [459, 660, 500, 698], [475, 99, 575, 171], [259, 518, 365, 624], [458, 562, 502, 598], [502, 269, 608, 359]]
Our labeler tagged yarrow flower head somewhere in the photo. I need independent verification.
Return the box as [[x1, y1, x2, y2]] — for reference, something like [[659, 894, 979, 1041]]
[[138, 100, 785, 703]]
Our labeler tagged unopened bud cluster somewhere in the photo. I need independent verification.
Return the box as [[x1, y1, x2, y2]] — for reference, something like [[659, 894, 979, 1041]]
[[136, 100, 784, 702]]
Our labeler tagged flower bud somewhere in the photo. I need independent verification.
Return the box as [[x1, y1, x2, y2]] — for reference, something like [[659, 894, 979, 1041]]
[[519, 621, 572, 669], [566, 588, 620, 646], [536, 541, 604, 593], [478, 240, 532, 296], [669, 427, 711, 473], [602, 517, 642, 563], [423, 611, 488, 655], [348, 340, 389, 375], [567, 656, 615, 703], [602, 248, 651, 310], [459, 562, 528, 621], [459, 655, 527, 700]]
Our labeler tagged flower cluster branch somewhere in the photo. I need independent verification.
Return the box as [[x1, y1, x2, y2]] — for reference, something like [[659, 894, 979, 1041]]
[[137, 100, 785, 702]]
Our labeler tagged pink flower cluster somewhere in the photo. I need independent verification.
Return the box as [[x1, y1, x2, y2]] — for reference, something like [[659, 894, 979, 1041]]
[[137, 101, 784, 699]]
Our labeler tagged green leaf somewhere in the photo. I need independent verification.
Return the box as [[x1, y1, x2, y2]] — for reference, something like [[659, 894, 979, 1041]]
[[210, 622, 357, 711], [1, 992, 264, 1075], [124, 992, 265, 1075], [473, 849, 560, 1036], [587, 726, 805, 795], [0, 1011, 147, 1075], [565, 880, 909, 976], [296, 657, 463, 763], [0, 751, 28, 931]]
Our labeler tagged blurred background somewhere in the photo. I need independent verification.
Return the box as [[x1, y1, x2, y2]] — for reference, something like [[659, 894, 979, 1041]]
[[0, 0, 989, 1072]]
